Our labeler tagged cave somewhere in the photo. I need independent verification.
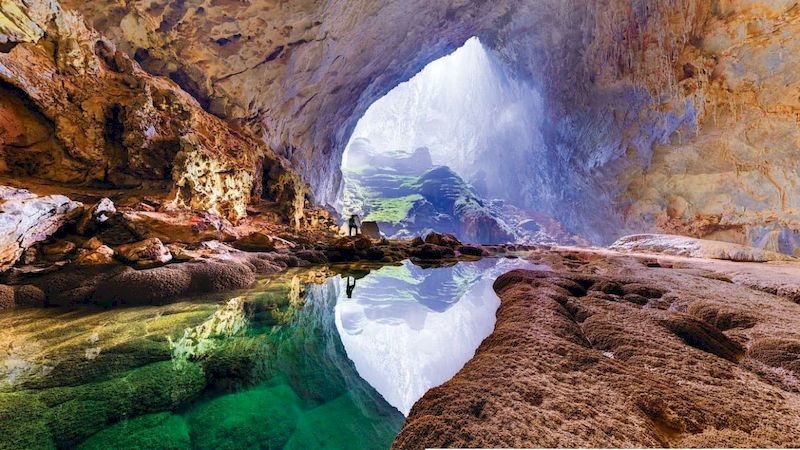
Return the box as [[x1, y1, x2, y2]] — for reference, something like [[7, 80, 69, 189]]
[[2, 1, 800, 449]]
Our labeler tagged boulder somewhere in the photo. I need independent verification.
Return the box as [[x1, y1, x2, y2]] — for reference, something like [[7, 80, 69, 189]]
[[0, 283, 44, 309], [41, 240, 77, 257], [116, 238, 173, 268], [412, 244, 455, 260], [76, 198, 116, 235], [361, 221, 381, 239], [353, 236, 372, 251], [13, 285, 46, 307], [0, 187, 82, 272], [120, 211, 239, 244], [82, 236, 104, 250], [76, 245, 115, 266], [0, 285, 14, 309], [424, 232, 461, 248], [232, 233, 276, 252]]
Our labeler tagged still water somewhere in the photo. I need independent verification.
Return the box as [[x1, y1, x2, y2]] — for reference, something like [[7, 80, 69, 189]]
[[0, 257, 539, 450]]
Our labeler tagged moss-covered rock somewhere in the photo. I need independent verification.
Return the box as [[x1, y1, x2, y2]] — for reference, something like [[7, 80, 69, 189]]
[[77, 413, 190, 450], [39, 361, 205, 448], [185, 383, 303, 450], [0, 393, 54, 450], [22, 338, 172, 390]]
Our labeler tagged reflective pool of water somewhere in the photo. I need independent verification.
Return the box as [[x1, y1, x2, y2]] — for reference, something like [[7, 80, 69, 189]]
[[0, 257, 542, 449]]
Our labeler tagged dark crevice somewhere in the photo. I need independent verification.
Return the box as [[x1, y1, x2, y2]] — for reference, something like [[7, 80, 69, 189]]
[[94, 40, 122, 72], [0, 41, 18, 53], [168, 69, 211, 111], [103, 104, 128, 183]]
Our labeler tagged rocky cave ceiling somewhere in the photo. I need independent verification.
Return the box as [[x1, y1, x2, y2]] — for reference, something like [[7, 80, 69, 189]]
[[2, 0, 799, 252]]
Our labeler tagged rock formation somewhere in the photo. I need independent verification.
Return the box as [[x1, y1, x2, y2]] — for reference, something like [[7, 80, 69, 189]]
[[0, 187, 81, 271], [395, 248, 800, 448], [1, 0, 307, 224]]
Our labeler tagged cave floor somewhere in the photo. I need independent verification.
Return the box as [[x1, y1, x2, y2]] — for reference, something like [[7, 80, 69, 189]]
[[395, 246, 800, 449], [3, 229, 800, 449]]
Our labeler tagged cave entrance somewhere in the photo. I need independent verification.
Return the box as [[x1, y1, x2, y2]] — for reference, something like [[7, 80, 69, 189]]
[[338, 37, 546, 244]]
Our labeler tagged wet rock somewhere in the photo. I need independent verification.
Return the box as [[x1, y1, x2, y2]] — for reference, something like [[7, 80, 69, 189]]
[[0, 187, 82, 272], [457, 245, 485, 257], [13, 284, 46, 307], [0, 284, 44, 309], [411, 244, 455, 260], [295, 249, 327, 264], [0, 285, 14, 309], [116, 238, 172, 268]]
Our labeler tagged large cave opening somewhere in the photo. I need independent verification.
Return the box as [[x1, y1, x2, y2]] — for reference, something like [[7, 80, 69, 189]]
[[337, 37, 561, 245]]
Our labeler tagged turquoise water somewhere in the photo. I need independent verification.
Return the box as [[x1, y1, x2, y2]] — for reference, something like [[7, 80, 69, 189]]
[[0, 258, 538, 450]]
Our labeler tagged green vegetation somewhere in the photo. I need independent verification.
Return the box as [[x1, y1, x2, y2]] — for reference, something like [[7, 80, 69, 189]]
[[342, 170, 424, 225], [363, 194, 423, 224], [0, 393, 53, 450]]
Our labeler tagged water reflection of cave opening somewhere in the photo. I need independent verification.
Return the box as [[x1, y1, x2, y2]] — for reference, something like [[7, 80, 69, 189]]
[[338, 37, 547, 244]]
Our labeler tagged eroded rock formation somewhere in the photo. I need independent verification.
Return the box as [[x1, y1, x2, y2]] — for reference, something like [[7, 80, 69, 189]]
[[0, 0, 307, 223]]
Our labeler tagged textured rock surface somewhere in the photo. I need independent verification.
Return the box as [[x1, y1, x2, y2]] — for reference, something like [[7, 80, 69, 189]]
[[0, 186, 81, 271], [395, 248, 800, 448], [0, 0, 307, 222]]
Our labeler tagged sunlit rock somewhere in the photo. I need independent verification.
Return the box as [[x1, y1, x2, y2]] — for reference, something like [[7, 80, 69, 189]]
[[0, 186, 82, 271], [610, 234, 796, 262]]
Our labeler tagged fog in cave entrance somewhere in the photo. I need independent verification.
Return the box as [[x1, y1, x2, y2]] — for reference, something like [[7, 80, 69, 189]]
[[338, 37, 563, 245]]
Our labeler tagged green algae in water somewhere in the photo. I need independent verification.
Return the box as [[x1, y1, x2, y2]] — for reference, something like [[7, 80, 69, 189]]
[[185, 383, 304, 449], [78, 413, 190, 450], [0, 267, 405, 450]]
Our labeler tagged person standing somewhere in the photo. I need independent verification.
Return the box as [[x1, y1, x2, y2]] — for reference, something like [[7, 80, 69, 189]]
[[348, 214, 360, 237]]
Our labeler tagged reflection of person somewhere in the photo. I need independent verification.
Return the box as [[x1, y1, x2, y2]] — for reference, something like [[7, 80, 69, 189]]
[[346, 276, 357, 298], [348, 214, 360, 237]]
